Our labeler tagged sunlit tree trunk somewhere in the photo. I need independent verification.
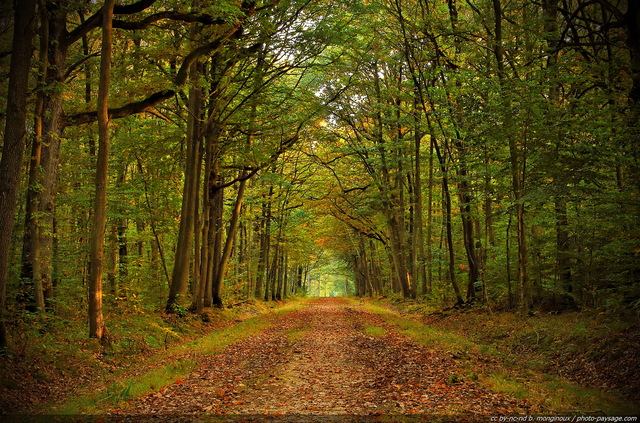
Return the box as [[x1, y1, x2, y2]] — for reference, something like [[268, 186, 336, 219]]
[[88, 0, 115, 340]]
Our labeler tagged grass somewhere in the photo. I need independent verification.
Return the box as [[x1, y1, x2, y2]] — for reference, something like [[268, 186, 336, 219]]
[[56, 359, 197, 414], [362, 302, 485, 356], [39, 297, 311, 415], [363, 325, 387, 337], [287, 328, 311, 341], [486, 370, 634, 415], [361, 297, 638, 415]]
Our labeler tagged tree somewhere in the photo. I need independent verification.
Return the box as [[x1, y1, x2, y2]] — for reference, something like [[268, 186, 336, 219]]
[[20, 0, 174, 313], [0, 0, 37, 352], [87, 0, 115, 341]]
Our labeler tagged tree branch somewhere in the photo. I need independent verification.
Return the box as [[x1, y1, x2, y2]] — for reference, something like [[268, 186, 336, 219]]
[[65, 0, 156, 48], [113, 11, 226, 30], [215, 134, 299, 190], [64, 53, 100, 80], [63, 89, 175, 127]]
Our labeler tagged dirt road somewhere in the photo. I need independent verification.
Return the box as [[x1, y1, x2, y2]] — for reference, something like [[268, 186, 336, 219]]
[[110, 298, 527, 421]]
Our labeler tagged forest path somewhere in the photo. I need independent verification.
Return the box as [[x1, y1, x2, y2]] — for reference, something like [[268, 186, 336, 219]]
[[110, 297, 527, 420]]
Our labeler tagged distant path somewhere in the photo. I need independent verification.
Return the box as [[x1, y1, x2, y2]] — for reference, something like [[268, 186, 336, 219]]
[[111, 297, 526, 419]]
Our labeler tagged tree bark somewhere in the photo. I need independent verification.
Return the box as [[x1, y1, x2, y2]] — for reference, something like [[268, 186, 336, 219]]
[[166, 59, 203, 314], [257, 189, 272, 300], [0, 0, 37, 352], [88, 0, 115, 340], [19, 1, 47, 312], [27, 1, 69, 318], [492, 0, 530, 313], [212, 175, 248, 307]]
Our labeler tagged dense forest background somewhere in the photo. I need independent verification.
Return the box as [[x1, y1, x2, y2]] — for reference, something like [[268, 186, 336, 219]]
[[0, 0, 638, 351]]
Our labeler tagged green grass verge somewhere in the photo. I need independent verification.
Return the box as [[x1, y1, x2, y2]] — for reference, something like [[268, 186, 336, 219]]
[[55, 359, 197, 414], [46, 298, 310, 415], [362, 300, 636, 415]]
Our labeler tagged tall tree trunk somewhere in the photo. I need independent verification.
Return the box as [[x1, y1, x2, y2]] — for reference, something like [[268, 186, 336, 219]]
[[0, 0, 37, 351], [428, 115, 463, 305], [116, 166, 128, 292], [626, 4, 640, 209], [542, 0, 573, 296], [411, 100, 427, 297], [212, 175, 248, 307], [166, 60, 203, 314], [555, 198, 572, 292], [88, 0, 115, 340], [260, 188, 273, 301], [425, 130, 434, 296], [493, 0, 530, 313], [21, 2, 68, 316], [195, 134, 212, 313], [208, 174, 224, 307], [205, 176, 224, 307], [19, 1, 47, 312], [372, 65, 412, 298]]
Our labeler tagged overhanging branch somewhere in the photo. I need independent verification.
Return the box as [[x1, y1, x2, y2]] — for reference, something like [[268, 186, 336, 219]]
[[215, 134, 299, 190], [65, 0, 157, 48], [63, 89, 175, 127]]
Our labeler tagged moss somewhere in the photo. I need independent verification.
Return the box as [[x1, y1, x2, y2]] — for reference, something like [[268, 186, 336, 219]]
[[363, 325, 387, 337]]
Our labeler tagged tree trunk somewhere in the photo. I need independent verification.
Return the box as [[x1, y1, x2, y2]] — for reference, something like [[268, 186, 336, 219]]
[[0, 0, 37, 351], [22, 2, 68, 316], [555, 198, 572, 292], [492, 0, 530, 313], [19, 1, 47, 312], [117, 167, 128, 292], [166, 60, 203, 314], [371, 65, 412, 298], [212, 174, 248, 307], [411, 101, 427, 297], [208, 175, 224, 307], [88, 0, 115, 340], [260, 187, 273, 301], [254, 204, 266, 299], [428, 116, 463, 305]]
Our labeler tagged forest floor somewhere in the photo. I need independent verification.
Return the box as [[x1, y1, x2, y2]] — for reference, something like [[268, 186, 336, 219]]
[[107, 297, 526, 421], [106, 297, 635, 421], [3, 297, 638, 422]]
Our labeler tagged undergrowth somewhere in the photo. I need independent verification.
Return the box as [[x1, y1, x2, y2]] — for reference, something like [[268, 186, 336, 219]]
[[0, 297, 310, 415], [361, 296, 639, 416]]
